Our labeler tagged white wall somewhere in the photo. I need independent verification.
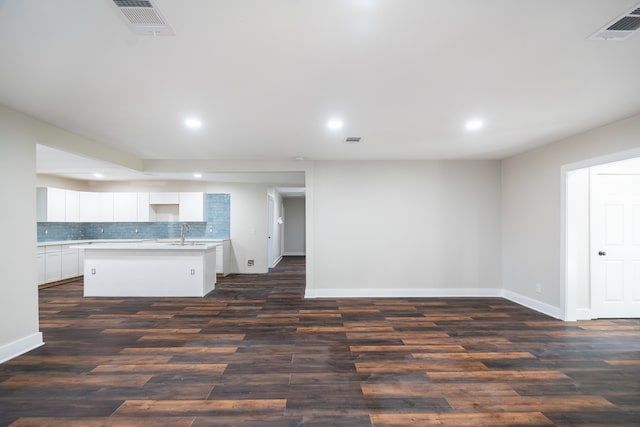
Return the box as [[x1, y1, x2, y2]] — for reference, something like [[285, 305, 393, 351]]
[[37, 175, 90, 191], [283, 197, 305, 255], [310, 160, 502, 297], [0, 107, 43, 363], [502, 113, 640, 319], [88, 180, 270, 274]]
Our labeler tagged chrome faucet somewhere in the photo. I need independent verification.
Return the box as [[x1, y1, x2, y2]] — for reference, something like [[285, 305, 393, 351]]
[[180, 223, 191, 245]]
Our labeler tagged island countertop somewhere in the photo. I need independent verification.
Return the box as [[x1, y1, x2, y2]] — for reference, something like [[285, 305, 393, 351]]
[[71, 241, 221, 250]]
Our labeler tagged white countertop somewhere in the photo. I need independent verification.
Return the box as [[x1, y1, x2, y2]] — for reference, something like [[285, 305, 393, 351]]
[[72, 241, 221, 250], [37, 238, 229, 247]]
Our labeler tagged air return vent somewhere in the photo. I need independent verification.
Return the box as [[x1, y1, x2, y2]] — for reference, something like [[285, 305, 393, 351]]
[[344, 137, 362, 144], [589, 3, 640, 40], [111, 0, 175, 36]]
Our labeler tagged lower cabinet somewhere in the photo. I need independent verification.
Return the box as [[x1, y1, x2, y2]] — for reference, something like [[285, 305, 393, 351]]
[[216, 240, 231, 276], [37, 247, 45, 285], [39, 244, 83, 286], [61, 245, 79, 278], [44, 249, 62, 283]]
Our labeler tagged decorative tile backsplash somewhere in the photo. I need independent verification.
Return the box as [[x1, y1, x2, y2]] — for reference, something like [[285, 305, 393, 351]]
[[37, 193, 231, 242]]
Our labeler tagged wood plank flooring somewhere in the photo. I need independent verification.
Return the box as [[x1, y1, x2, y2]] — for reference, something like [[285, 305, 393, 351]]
[[1, 256, 639, 426]]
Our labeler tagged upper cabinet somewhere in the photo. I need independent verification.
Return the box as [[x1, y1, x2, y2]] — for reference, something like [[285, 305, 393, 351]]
[[149, 192, 179, 204], [113, 192, 138, 222], [79, 192, 113, 222], [65, 190, 80, 222], [137, 192, 150, 222], [37, 189, 203, 223], [37, 187, 78, 222], [179, 192, 205, 221]]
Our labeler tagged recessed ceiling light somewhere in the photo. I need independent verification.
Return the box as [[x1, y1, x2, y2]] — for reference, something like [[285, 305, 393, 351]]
[[465, 119, 484, 132], [327, 119, 343, 130], [185, 117, 202, 130], [294, 156, 305, 161], [193, 173, 202, 178], [93, 173, 104, 178]]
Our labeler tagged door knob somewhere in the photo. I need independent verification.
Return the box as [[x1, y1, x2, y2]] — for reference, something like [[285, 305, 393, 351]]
[[598, 251, 606, 256]]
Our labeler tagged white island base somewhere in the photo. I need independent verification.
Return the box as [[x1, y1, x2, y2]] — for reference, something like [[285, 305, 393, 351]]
[[76, 242, 219, 297]]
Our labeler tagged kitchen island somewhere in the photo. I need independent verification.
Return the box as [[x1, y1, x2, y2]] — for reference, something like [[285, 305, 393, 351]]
[[73, 241, 220, 297]]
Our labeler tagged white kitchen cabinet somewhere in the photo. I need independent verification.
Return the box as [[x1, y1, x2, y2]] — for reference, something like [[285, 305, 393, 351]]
[[113, 192, 138, 222], [61, 245, 80, 278], [149, 192, 179, 204], [99, 193, 114, 221], [47, 188, 66, 221], [37, 187, 77, 222], [38, 244, 83, 286], [65, 190, 80, 222], [137, 192, 150, 221], [79, 192, 100, 222], [44, 246, 62, 283], [37, 247, 45, 285], [215, 240, 231, 276], [78, 248, 85, 274], [179, 192, 204, 221], [80, 192, 114, 222]]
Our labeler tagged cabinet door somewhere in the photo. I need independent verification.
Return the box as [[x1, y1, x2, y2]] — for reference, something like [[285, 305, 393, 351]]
[[113, 192, 138, 222], [216, 245, 223, 274], [78, 249, 85, 275], [37, 253, 45, 285], [179, 192, 204, 221], [99, 193, 114, 222], [79, 192, 100, 222], [149, 192, 179, 204], [80, 192, 115, 222], [47, 188, 66, 222], [61, 249, 79, 279], [65, 190, 80, 222], [45, 251, 62, 283], [137, 192, 150, 222]]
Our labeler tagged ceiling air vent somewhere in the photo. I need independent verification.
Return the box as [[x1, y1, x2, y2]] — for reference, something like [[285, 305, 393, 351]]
[[111, 0, 175, 36], [344, 137, 362, 144], [589, 3, 640, 40]]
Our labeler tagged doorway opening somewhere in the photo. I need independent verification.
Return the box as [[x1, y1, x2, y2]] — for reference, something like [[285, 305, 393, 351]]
[[563, 149, 640, 320], [267, 187, 306, 271]]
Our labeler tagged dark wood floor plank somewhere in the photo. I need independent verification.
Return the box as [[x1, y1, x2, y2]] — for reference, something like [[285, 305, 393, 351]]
[[0, 256, 638, 425]]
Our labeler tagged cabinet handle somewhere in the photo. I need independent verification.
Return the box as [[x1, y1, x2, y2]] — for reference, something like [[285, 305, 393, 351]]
[[190, 268, 196, 275], [598, 251, 606, 256]]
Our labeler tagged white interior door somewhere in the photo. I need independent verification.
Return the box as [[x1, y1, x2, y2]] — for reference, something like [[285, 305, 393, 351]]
[[267, 196, 274, 268], [591, 173, 640, 318]]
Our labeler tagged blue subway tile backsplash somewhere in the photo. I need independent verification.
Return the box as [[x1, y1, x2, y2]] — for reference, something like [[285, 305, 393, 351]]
[[37, 193, 231, 242]]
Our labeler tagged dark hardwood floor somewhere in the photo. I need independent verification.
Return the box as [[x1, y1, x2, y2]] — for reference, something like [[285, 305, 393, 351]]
[[1, 256, 639, 426]]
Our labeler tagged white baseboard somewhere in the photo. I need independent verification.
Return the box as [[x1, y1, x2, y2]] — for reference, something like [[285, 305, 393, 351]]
[[304, 287, 564, 320], [283, 252, 305, 256], [502, 290, 563, 319], [0, 332, 44, 364], [307, 288, 503, 299], [270, 255, 283, 268], [575, 308, 593, 320]]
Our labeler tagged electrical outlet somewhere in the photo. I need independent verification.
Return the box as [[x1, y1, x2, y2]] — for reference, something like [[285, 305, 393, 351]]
[[535, 283, 542, 293], [247, 259, 254, 266]]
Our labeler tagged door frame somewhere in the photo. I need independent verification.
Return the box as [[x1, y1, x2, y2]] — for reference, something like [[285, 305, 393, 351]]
[[561, 146, 640, 320]]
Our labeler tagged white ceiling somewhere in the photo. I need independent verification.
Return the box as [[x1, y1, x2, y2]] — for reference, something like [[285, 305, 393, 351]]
[[2, 0, 640, 173]]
